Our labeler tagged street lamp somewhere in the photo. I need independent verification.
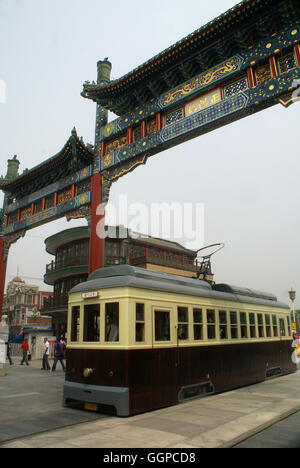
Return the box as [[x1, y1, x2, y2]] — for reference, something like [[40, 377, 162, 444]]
[[289, 288, 296, 332]]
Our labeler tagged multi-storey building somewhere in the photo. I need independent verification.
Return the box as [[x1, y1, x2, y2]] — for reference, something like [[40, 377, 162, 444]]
[[4, 277, 52, 327]]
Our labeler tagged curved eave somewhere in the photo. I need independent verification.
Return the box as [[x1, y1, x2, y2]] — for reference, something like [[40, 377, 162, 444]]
[[82, 0, 274, 104], [0, 133, 94, 193]]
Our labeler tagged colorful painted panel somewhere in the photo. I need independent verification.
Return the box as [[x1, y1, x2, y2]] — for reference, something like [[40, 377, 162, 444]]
[[5, 165, 92, 214], [185, 88, 222, 116], [160, 58, 242, 108], [161, 93, 249, 143], [3, 192, 91, 236]]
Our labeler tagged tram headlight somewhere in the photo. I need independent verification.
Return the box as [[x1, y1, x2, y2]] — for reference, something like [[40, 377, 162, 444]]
[[83, 368, 94, 378]]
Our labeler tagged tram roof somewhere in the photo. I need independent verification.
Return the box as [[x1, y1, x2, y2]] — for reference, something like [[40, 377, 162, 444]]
[[70, 265, 288, 309]]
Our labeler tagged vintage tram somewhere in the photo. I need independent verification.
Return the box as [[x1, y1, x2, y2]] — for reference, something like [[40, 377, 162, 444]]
[[63, 265, 296, 416]]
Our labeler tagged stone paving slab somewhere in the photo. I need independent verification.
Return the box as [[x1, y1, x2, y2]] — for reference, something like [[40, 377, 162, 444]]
[[1, 359, 300, 448]]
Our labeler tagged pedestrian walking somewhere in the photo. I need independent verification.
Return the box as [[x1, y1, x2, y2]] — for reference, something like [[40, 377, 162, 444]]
[[6, 339, 13, 365], [51, 338, 65, 372], [41, 337, 50, 370], [20, 339, 30, 366]]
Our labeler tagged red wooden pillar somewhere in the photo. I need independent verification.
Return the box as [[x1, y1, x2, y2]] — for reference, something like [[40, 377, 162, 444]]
[[247, 67, 255, 88], [0, 237, 8, 319], [295, 44, 300, 67], [89, 172, 105, 274]]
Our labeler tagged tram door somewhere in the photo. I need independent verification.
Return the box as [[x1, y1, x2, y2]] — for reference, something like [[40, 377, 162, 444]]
[[151, 309, 177, 408]]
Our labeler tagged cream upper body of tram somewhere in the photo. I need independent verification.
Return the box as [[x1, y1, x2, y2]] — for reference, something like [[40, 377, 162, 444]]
[[67, 265, 292, 350]]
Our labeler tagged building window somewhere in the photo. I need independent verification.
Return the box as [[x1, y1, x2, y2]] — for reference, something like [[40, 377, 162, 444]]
[[224, 77, 248, 98], [155, 310, 170, 341], [230, 311, 238, 339], [177, 307, 188, 340], [164, 107, 184, 126], [71, 306, 80, 342], [83, 304, 100, 342], [105, 303, 119, 342], [207, 309, 216, 339], [240, 312, 248, 338], [193, 308, 203, 340], [135, 303, 145, 342], [219, 310, 228, 340]]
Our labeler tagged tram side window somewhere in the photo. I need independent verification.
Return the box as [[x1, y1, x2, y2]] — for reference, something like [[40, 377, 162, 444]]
[[136, 303, 145, 342], [249, 313, 256, 338], [193, 308, 203, 340], [272, 315, 278, 337], [240, 312, 248, 338], [83, 304, 100, 342], [265, 314, 272, 337], [230, 312, 238, 339], [280, 318, 286, 337], [71, 306, 80, 342], [257, 314, 264, 338], [155, 310, 170, 341], [105, 303, 119, 342], [178, 307, 188, 340], [207, 310, 216, 339], [219, 311, 228, 340]]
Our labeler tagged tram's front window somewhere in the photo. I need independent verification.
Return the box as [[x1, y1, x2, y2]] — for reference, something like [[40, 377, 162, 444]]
[[71, 306, 80, 342], [155, 311, 170, 341], [83, 304, 100, 342]]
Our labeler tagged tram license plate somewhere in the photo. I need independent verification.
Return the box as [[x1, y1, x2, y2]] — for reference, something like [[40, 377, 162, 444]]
[[84, 402, 98, 412]]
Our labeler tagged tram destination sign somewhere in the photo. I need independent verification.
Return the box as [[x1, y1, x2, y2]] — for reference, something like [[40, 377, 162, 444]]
[[82, 291, 99, 299]]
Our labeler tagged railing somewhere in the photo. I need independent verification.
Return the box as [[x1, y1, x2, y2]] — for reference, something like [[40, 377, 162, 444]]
[[46, 256, 88, 273], [105, 256, 127, 265], [129, 248, 201, 272], [41, 295, 69, 310]]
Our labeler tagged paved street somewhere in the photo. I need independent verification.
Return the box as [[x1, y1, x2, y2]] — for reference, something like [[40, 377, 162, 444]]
[[0, 358, 105, 444], [1, 359, 300, 448], [234, 411, 300, 448]]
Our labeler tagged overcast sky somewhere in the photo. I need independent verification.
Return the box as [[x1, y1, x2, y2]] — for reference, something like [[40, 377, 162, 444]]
[[0, 0, 299, 308]]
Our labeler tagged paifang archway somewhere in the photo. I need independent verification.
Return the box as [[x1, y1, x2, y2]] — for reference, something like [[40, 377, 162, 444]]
[[1, 0, 300, 316]]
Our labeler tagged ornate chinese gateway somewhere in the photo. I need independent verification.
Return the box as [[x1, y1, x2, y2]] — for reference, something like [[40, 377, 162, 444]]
[[1, 0, 300, 315]]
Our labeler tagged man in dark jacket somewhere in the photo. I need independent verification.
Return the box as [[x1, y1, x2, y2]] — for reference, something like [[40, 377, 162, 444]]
[[51, 338, 65, 372]]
